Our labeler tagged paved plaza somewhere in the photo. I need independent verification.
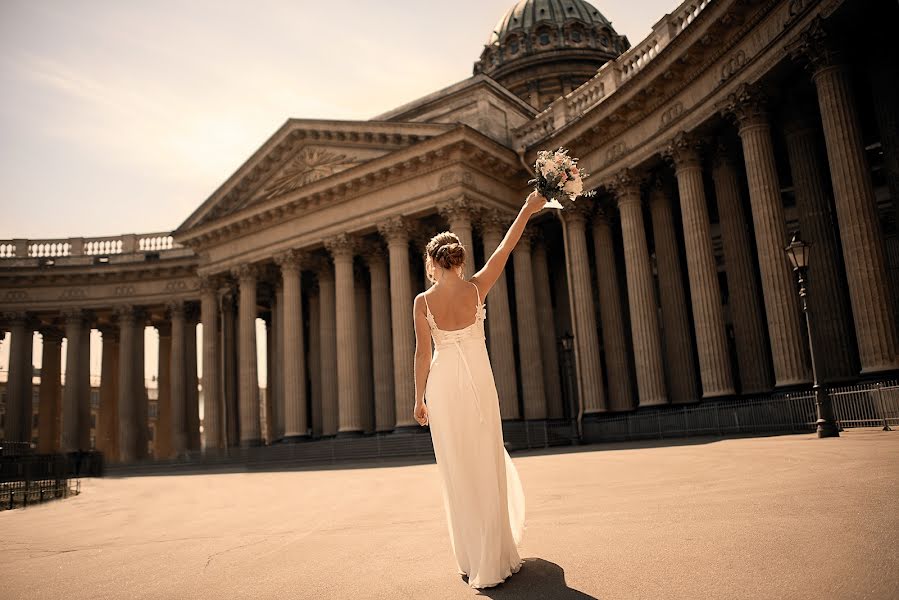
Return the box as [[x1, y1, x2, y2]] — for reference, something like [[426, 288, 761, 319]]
[[1, 429, 897, 600]]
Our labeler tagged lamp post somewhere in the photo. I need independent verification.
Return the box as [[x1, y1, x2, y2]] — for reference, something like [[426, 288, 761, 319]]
[[784, 232, 839, 438]]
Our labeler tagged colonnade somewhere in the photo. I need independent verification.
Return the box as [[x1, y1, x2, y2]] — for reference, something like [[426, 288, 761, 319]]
[[0, 304, 201, 462]]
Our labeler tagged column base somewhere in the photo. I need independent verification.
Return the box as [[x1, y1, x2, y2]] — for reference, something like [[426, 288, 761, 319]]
[[335, 429, 366, 439], [638, 398, 668, 408], [392, 424, 428, 434], [280, 434, 313, 444], [239, 438, 265, 448]]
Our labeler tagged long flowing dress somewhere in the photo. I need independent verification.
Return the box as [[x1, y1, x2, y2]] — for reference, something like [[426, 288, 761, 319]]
[[423, 283, 526, 589]]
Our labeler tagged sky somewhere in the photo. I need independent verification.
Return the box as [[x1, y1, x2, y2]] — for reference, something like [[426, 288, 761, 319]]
[[0, 0, 678, 388]]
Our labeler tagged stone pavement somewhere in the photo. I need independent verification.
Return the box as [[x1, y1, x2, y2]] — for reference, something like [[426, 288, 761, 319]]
[[1, 429, 897, 600]]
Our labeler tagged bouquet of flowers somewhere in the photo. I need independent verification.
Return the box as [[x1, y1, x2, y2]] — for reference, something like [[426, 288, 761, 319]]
[[528, 147, 595, 209]]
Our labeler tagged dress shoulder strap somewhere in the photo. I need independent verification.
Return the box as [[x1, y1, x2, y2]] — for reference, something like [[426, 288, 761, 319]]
[[423, 292, 432, 316], [469, 281, 481, 306]]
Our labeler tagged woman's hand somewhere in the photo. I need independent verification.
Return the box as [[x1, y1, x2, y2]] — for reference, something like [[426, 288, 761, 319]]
[[525, 190, 547, 214], [414, 400, 429, 426]]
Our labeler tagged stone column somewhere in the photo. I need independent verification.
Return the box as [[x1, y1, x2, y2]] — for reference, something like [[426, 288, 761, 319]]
[[365, 249, 396, 431], [711, 146, 774, 393], [263, 314, 274, 443], [3, 314, 31, 444], [61, 309, 83, 451], [646, 181, 700, 405], [612, 170, 667, 406], [231, 264, 262, 446], [784, 113, 856, 382], [559, 199, 608, 413], [591, 210, 634, 411], [664, 134, 734, 398], [531, 237, 564, 418], [325, 233, 364, 435], [183, 311, 199, 452], [512, 227, 547, 419], [790, 23, 899, 373], [97, 327, 119, 458], [273, 282, 284, 440], [133, 311, 148, 460], [77, 319, 91, 451], [275, 249, 309, 439], [316, 262, 339, 435], [438, 196, 478, 280], [220, 289, 239, 447], [199, 276, 221, 450], [480, 209, 521, 419], [308, 284, 323, 437], [378, 216, 416, 428], [115, 305, 136, 462], [868, 61, 899, 225], [156, 321, 172, 459], [355, 263, 375, 433], [38, 329, 63, 453], [719, 85, 811, 387], [168, 301, 187, 457]]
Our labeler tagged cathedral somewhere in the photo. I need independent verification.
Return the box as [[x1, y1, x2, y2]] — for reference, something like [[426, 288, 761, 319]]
[[2, 0, 897, 462]]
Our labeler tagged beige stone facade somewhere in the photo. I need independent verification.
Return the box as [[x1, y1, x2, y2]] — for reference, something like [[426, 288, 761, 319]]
[[2, 0, 898, 461]]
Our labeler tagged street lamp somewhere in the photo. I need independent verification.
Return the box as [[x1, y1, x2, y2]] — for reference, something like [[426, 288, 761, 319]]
[[784, 232, 839, 438]]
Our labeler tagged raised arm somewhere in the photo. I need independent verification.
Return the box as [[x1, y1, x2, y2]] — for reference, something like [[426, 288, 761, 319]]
[[470, 190, 546, 297]]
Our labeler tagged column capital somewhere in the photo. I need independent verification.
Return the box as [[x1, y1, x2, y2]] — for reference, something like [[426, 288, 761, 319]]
[[710, 137, 741, 171], [607, 168, 644, 207], [517, 225, 537, 248], [274, 247, 309, 270], [97, 325, 118, 341], [438, 195, 479, 225], [61, 308, 85, 324], [360, 239, 388, 268], [647, 175, 674, 204], [2, 311, 29, 326], [113, 304, 135, 324], [324, 232, 357, 260], [717, 83, 768, 131], [592, 203, 617, 227], [786, 17, 843, 77], [231, 263, 261, 282], [39, 327, 64, 344], [558, 197, 592, 225], [166, 299, 186, 319], [198, 274, 221, 295], [478, 208, 513, 237], [310, 255, 335, 281], [377, 215, 411, 245], [663, 131, 703, 170]]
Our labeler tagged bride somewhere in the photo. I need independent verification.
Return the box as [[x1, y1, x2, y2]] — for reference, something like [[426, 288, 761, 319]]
[[411, 190, 547, 589]]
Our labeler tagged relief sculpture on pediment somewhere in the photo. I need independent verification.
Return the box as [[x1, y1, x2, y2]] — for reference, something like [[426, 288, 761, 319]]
[[261, 147, 360, 200]]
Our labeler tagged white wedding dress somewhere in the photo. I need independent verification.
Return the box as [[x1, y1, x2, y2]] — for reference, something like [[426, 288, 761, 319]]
[[423, 282, 526, 589]]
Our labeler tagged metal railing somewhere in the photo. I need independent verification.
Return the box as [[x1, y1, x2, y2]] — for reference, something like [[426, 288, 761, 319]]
[[584, 381, 899, 442], [1, 478, 80, 510]]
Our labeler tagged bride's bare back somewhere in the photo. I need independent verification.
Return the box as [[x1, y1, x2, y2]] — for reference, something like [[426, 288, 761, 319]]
[[422, 280, 481, 332]]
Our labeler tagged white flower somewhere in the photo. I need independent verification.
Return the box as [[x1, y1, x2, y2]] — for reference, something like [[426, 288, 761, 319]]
[[563, 177, 583, 195]]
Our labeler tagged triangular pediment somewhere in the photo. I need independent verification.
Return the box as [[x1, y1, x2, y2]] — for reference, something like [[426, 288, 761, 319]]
[[176, 119, 452, 233]]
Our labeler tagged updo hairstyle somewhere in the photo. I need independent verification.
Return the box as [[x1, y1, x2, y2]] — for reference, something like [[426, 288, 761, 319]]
[[424, 231, 466, 283]]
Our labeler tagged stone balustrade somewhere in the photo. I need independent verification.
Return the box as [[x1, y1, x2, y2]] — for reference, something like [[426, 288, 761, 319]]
[[512, 0, 712, 148], [0, 232, 191, 265]]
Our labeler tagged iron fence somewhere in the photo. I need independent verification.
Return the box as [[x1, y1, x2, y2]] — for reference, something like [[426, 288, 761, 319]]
[[583, 380, 899, 442], [101, 380, 897, 475]]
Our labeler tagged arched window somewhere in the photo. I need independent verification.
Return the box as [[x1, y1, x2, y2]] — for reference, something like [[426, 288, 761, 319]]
[[570, 28, 582, 43], [538, 30, 551, 45], [509, 38, 519, 54]]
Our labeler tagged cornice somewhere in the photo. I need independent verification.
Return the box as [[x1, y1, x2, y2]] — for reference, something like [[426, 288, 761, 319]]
[[177, 126, 523, 253], [177, 119, 455, 234]]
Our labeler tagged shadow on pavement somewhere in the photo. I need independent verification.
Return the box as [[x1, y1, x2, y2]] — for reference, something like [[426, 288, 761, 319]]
[[468, 557, 599, 599]]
